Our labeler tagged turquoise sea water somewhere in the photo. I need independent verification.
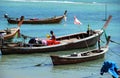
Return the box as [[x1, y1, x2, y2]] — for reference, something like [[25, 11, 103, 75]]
[[0, 0, 120, 78]]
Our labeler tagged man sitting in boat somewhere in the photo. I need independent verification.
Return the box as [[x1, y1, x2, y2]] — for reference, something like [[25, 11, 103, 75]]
[[47, 30, 60, 45]]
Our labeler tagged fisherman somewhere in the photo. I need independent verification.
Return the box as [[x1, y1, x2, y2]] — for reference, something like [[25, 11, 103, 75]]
[[87, 24, 94, 36], [100, 61, 119, 78], [50, 30, 56, 40], [47, 30, 60, 45]]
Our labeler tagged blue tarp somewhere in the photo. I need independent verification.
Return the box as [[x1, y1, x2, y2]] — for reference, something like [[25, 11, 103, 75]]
[[100, 61, 119, 78]]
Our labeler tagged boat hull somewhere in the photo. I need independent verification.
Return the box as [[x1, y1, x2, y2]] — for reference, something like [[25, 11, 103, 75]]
[[50, 47, 108, 65], [7, 16, 64, 24], [51, 53, 105, 65], [1, 30, 103, 55]]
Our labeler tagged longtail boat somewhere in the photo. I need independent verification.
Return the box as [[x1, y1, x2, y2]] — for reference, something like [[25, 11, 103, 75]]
[[4, 10, 67, 24], [50, 36, 111, 65], [0, 16, 112, 55]]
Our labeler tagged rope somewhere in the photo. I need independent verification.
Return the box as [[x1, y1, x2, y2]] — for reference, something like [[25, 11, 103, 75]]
[[103, 29, 120, 46], [34, 57, 52, 67], [109, 48, 120, 56], [20, 33, 33, 39], [100, 39, 105, 43], [110, 40, 120, 45], [103, 30, 120, 57], [101, 29, 120, 56], [20, 33, 41, 40], [103, 29, 108, 41]]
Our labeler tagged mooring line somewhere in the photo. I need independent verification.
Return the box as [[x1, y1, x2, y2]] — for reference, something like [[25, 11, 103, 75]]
[[109, 48, 120, 56]]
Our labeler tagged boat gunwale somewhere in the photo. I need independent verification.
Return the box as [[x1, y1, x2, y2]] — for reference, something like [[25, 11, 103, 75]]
[[58, 46, 109, 59]]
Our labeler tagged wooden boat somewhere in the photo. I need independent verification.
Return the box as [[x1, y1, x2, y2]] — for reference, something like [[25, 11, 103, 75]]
[[50, 46, 108, 65], [0, 29, 103, 55], [0, 27, 19, 40], [50, 36, 111, 65], [5, 10, 67, 24], [0, 16, 112, 55]]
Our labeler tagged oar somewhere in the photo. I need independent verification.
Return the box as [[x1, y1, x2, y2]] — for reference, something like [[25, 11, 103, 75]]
[[102, 15, 112, 30]]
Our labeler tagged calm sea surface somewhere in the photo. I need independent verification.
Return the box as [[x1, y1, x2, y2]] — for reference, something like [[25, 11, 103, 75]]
[[0, 0, 120, 78]]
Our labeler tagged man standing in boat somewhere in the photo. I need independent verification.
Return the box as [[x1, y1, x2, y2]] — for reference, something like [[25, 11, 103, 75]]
[[87, 24, 95, 36]]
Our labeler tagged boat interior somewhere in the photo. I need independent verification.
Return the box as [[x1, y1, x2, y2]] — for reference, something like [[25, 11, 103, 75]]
[[57, 30, 96, 43], [2, 30, 96, 47], [64, 49, 104, 57]]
